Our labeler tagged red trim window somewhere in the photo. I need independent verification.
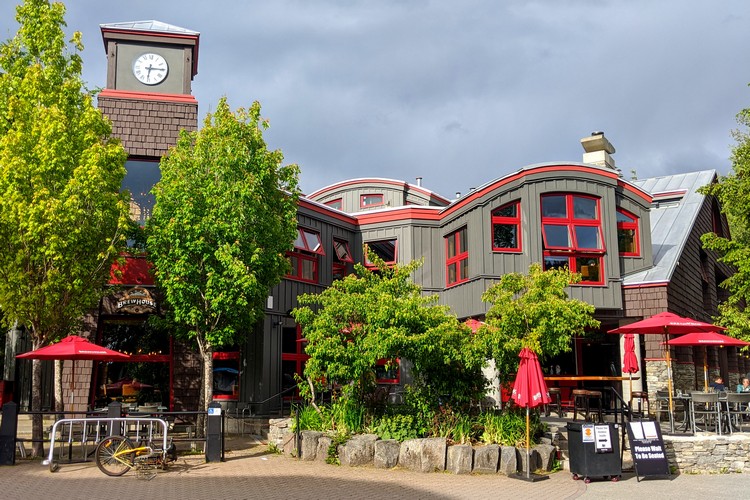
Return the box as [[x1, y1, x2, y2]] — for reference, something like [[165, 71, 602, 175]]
[[541, 194, 605, 285], [375, 358, 400, 384], [212, 351, 240, 401], [332, 238, 354, 280], [281, 324, 309, 399], [492, 201, 521, 252], [365, 239, 397, 268], [360, 193, 384, 208], [287, 227, 324, 283], [616, 208, 640, 256], [446, 227, 469, 286], [325, 198, 343, 210]]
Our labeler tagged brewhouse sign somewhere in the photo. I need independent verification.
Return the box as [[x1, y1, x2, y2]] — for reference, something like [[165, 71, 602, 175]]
[[117, 286, 157, 314]]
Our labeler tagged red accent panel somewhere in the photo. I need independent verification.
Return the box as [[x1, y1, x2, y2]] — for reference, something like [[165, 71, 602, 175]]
[[355, 206, 443, 224], [213, 352, 240, 360], [109, 255, 154, 286], [99, 88, 198, 104]]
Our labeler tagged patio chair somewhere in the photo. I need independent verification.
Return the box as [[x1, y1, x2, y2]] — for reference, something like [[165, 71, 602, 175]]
[[725, 392, 750, 434], [690, 391, 722, 435]]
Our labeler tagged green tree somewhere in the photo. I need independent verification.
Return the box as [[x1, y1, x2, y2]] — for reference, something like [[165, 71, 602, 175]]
[[479, 263, 599, 381], [292, 255, 486, 415], [700, 100, 750, 339], [0, 0, 130, 455], [147, 97, 300, 412]]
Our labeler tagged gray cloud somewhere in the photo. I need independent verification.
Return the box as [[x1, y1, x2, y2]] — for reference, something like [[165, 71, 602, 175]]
[[1, 0, 748, 196]]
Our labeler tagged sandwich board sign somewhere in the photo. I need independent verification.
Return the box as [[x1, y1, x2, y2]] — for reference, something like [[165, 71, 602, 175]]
[[626, 420, 670, 481]]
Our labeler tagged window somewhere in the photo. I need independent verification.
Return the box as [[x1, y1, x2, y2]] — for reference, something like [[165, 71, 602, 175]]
[[325, 198, 343, 210], [492, 201, 521, 251], [365, 239, 397, 267], [541, 194, 604, 284], [123, 159, 160, 226], [287, 228, 324, 283], [616, 209, 640, 256], [446, 227, 469, 285], [375, 358, 400, 384], [332, 239, 353, 280], [360, 193, 384, 208], [212, 351, 240, 401]]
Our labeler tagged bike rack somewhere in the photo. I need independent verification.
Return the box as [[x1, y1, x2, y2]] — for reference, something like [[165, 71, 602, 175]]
[[44, 417, 169, 471]]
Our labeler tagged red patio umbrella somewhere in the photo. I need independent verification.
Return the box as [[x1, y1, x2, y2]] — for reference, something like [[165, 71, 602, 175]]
[[622, 333, 639, 396], [609, 312, 726, 432], [511, 347, 551, 482], [17, 336, 130, 411], [667, 331, 750, 392]]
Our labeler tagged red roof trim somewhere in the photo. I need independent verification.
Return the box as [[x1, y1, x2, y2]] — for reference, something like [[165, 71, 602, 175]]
[[355, 207, 443, 224], [308, 178, 451, 204], [623, 282, 668, 289], [298, 198, 357, 224], [98, 89, 197, 104], [652, 190, 688, 199]]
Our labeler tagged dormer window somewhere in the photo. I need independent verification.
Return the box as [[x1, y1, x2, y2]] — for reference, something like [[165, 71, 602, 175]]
[[360, 194, 384, 208], [617, 208, 640, 256], [287, 228, 324, 283]]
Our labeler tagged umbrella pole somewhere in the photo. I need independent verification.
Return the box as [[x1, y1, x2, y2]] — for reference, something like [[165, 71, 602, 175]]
[[665, 336, 675, 433], [703, 347, 709, 392], [526, 407, 530, 479]]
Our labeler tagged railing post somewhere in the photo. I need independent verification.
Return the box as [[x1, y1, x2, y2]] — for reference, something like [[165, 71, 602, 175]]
[[0, 402, 19, 465]]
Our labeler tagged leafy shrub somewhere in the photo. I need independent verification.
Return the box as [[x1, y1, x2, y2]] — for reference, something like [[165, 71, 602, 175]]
[[370, 413, 425, 441], [477, 408, 544, 447], [291, 404, 327, 432], [432, 406, 478, 444]]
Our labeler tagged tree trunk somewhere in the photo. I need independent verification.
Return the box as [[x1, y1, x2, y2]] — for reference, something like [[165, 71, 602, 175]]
[[54, 360, 63, 413], [195, 336, 213, 438], [30, 358, 44, 457]]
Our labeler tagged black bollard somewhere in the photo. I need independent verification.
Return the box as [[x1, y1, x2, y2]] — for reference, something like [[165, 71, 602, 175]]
[[205, 402, 222, 462]]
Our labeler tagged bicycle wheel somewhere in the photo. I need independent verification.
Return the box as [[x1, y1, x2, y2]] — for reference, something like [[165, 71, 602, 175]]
[[95, 436, 135, 477]]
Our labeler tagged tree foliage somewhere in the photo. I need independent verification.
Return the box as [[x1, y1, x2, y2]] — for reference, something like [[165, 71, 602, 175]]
[[478, 263, 599, 381], [147, 97, 300, 409], [700, 100, 750, 339], [0, 0, 130, 455], [292, 255, 486, 412]]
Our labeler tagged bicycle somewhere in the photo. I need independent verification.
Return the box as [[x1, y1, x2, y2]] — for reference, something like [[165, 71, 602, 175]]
[[95, 435, 177, 479]]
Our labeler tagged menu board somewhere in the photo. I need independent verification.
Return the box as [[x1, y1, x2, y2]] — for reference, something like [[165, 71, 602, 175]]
[[626, 421, 670, 480]]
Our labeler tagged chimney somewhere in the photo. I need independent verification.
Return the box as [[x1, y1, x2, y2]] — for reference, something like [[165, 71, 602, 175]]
[[415, 177, 422, 187], [580, 131, 616, 170]]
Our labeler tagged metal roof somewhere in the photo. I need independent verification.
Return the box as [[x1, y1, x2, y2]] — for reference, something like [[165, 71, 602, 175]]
[[624, 170, 718, 286], [99, 20, 199, 36]]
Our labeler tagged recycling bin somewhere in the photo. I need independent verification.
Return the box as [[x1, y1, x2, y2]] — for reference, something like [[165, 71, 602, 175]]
[[566, 421, 621, 483]]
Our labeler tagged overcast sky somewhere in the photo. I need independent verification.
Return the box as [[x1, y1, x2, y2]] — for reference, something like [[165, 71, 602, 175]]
[[2, 1, 749, 197]]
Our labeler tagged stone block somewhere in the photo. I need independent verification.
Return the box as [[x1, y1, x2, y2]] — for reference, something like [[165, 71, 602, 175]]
[[398, 439, 422, 472], [398, 438, 447, 472], [316, 435, 332, 463], [447, 444, 473, 474], [517, 446, 542, 474], [300, 431, 322, 461], [421, 438, 447, 472], [499, 445, 518, 475], [472, 444, 499, 474], [374, 439, 400, 469], [339, 434, 378, 467], [281, 431, 297, 456], [534, 444, 556, 471]]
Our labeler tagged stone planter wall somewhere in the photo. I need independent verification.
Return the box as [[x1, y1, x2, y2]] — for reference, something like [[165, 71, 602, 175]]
[[666, 434, 750, 474], [279, 430, 557, 475]]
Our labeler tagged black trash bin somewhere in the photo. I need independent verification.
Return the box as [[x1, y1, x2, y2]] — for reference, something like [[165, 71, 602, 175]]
[[566, 421, 621, 483]]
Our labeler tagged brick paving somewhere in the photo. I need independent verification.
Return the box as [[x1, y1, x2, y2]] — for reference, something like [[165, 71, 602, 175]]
[[4, 436, 749, 499], [3, 436, 584, 500]]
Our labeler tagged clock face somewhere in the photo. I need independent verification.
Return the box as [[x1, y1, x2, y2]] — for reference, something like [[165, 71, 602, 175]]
[[132, 53, 169, 85]]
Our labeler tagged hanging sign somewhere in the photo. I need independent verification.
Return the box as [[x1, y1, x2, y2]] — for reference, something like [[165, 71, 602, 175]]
[[626, 420, 670, 481], [116, 286, 157, 314]]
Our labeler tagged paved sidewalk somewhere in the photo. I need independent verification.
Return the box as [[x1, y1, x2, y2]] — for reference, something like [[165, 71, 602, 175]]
[[1, 438, 747, 499]]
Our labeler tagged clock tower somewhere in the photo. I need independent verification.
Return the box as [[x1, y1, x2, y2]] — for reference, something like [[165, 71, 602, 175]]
[[98, 20, 199, 159]]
